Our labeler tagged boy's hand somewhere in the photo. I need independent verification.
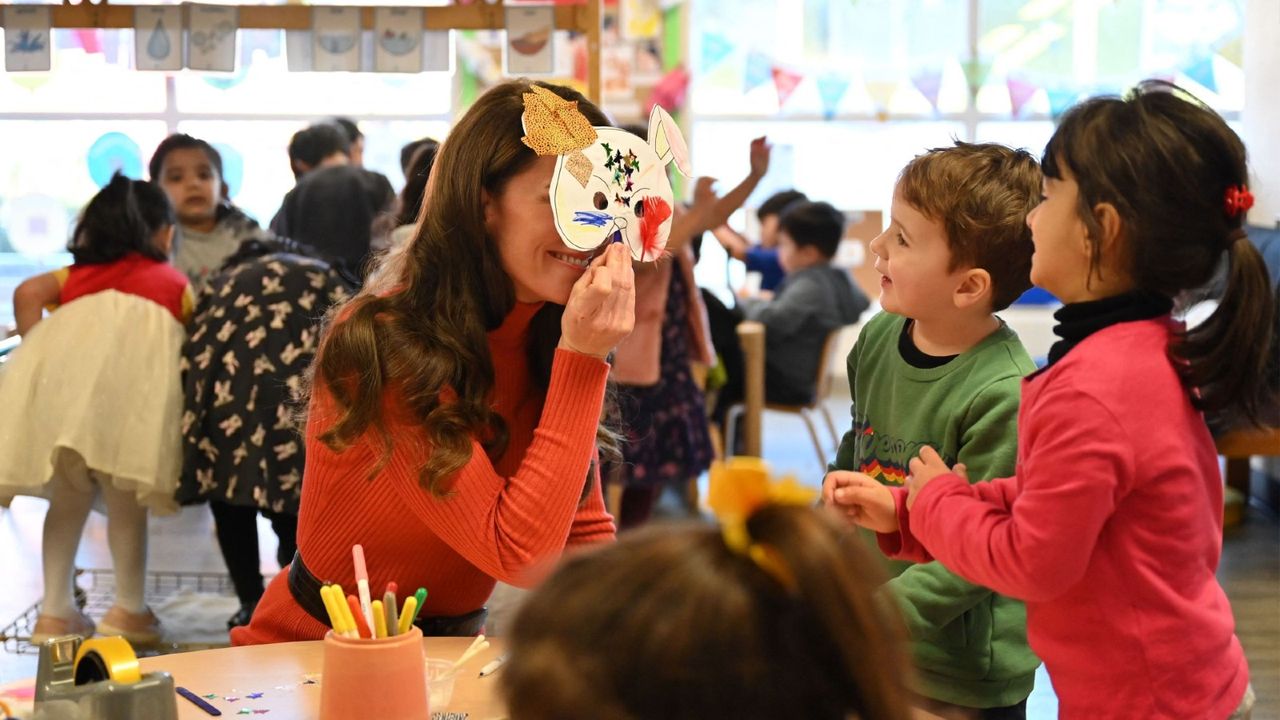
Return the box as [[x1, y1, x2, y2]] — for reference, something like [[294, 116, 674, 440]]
[[747, 136, 771, 180], [905, 446, 968, 510], [823, 471, 900, 533]]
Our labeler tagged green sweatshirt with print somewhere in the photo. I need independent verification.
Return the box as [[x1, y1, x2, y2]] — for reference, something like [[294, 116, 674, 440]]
[[830, 311, 1041, 709]]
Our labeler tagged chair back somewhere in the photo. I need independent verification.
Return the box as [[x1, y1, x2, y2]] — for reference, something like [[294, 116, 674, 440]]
[[811, 325, 855, 408]]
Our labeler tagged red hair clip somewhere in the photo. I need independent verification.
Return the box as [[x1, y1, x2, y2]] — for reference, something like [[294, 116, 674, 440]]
[[1224, 185, 1254, 217]]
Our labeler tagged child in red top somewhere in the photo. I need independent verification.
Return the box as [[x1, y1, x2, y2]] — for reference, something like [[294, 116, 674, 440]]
[[832, 82, 1272, 718], [3, 173, 191, 646]]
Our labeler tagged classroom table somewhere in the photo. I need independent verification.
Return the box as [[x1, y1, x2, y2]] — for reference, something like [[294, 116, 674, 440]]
[[1, 636, 507, 720]]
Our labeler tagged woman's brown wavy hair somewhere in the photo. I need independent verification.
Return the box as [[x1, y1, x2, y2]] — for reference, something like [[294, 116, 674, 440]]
[[307, 79, 619, 495]]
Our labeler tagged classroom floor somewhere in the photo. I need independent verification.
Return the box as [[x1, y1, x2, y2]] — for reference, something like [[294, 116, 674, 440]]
[[1, 393, 1277, 718]]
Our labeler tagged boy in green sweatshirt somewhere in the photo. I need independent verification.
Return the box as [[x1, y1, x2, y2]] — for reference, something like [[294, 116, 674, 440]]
[[823, 142, 1042, 718]]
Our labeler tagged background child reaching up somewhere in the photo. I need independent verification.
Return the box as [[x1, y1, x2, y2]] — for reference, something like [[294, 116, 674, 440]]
[[834, 81, 1274, 719]]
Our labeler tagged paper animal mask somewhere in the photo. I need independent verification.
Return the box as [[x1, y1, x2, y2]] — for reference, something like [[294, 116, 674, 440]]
[[521, 86, 691, 262]]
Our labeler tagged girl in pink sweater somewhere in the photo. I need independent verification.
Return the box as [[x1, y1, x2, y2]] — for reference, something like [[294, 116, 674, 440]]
[[831, 82, 1273, 718]]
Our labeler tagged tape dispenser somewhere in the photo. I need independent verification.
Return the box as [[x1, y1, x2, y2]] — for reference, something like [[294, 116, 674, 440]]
[[33, 635, 177, 720]]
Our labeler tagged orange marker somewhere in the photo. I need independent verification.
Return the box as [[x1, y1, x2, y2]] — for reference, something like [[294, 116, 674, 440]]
[[347, 594, 372, 639]]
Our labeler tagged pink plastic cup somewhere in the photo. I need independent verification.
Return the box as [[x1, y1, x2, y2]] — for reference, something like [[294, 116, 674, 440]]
[[319, 625, 429, 719]]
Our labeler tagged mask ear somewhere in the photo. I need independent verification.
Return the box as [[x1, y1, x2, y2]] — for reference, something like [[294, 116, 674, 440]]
[[648, 105, 691, 177]]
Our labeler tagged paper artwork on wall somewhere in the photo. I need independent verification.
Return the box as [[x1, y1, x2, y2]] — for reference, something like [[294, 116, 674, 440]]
[[504, 6, 554, 75], [621, 0, 661, 41], [134, 6, 183, 71], [374, 7, 422, 73], [186, 4, 237, 72], [602, 44, 634, 99], [3, 5, 51, 72], [285, 30, 312, 71], [422, 30, 450, 72], [312, 6, 360, 72]]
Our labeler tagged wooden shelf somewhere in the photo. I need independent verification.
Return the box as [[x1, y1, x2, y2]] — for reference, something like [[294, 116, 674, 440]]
[[0, 0, 603, 101]]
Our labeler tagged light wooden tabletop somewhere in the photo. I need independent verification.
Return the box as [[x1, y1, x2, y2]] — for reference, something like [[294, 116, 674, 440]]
[[138, 635, 507, 719]]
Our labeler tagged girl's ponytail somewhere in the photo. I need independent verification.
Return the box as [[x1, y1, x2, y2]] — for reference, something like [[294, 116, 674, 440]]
[[1178, 229, 1279, 426], [1045, 82, 1278, 425]]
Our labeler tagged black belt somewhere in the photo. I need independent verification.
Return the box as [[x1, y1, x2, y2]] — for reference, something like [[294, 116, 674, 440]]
[[287, 550, 487, 637]]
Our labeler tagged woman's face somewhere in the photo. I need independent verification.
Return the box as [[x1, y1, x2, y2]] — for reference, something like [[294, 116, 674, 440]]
[[489, 155, 594, 304]]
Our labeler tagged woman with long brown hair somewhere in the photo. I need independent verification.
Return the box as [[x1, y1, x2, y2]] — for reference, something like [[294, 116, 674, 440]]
[[232, 80, 632, 644]]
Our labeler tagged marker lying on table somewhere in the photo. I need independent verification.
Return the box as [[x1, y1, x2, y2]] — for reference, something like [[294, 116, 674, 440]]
[[177, 686, 222, 716], [478, 654, 508, 678]]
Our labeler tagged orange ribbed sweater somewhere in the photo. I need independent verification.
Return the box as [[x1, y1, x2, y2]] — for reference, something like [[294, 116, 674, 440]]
[[232, 301, 616, 645]]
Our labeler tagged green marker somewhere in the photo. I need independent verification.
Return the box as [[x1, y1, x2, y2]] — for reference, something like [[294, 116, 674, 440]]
[[410, 587, 427, 625]]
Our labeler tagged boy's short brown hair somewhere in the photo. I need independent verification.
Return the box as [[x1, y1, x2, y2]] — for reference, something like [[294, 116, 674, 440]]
[[897, 141, 1041, 311]]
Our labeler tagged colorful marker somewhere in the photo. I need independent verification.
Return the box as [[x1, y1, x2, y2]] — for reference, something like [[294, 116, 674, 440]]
[[371, 600, 387, 639], [352, 544, 374, 632], [177, 686, 222, 716], [397, 595, 418, 636], [347, 594, 371, 639]]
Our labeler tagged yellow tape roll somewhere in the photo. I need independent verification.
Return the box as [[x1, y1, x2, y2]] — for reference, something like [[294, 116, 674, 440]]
[[73, 636, 142, 685]]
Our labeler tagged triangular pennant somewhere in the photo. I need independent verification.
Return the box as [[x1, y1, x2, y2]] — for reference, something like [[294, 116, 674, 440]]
[[1216, 36, 1242, 69], [962, 59, 992, 95], [75, 29, 103, 54], [1046, 87, 1078, 121], [816, 72, 850, 119], [744, 50, 773, 93], [1183, 56, 1217, 94], [772, 65, 804, 108], [865, 79, 897, 114], [701, 32, 733, 72], [1007, 76, 1038, 118], [912, 68, 943, 113]]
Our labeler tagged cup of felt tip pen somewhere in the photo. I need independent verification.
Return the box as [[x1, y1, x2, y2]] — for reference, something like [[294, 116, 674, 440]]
[[319, 583, 429, 718]]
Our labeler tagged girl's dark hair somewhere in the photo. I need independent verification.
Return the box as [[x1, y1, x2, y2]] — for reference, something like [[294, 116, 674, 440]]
[[68, 173, 174, 265], [148, 133, 224, 180], [310, 80, 619, 496], [502, 506, 913, 720], [1044, 81, 1278, 424], [393, 138, 440, 229]]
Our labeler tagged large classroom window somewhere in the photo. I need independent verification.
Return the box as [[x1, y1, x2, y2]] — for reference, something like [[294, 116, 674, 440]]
[[0, 0, 1246, 324], [686, 0, 1244, 295]]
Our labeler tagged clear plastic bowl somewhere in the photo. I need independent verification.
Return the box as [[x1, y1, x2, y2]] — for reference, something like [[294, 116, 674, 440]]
[[424, 657, 457, 709]]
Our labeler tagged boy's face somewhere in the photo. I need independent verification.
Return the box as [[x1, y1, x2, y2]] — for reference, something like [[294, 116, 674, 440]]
[[759, 213, 781, 248], [1026, 170, 1094, 303], [159, 148, 221, 228], [776, 230, 821, 275], [868, 186, 966, 320]]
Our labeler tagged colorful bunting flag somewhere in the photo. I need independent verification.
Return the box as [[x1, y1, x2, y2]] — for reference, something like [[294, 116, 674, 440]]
[[74, 29, 102, 54], [816, 72, 850, 119], [865, 79, 897, 114], [772, 65, 804, 108], [1216, 36, 1242, 69], [744, 50, 772, 93], [962, 59, 991, 97], [1183, 56, 1217, 94], [1007, 76, 1038, 118], [1046, 87, 1078, 121], [700, 32, 733, 72], [912, 68, 943, 114]]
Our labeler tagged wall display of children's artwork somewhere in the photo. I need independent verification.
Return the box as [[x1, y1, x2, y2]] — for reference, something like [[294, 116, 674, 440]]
[[134, 6, 183, 72], [504, 5, 554, 75], [602, 44, 634, 100], [186, 4, 237, 72], [312, 6, 360, 72], [374, 7, 422, 73], [522, 86, 691, 262], [423, 30, 451, 72], [621, 0, 661, 41], [285, 30, 312, 71], [3, 5, 51, 72]]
